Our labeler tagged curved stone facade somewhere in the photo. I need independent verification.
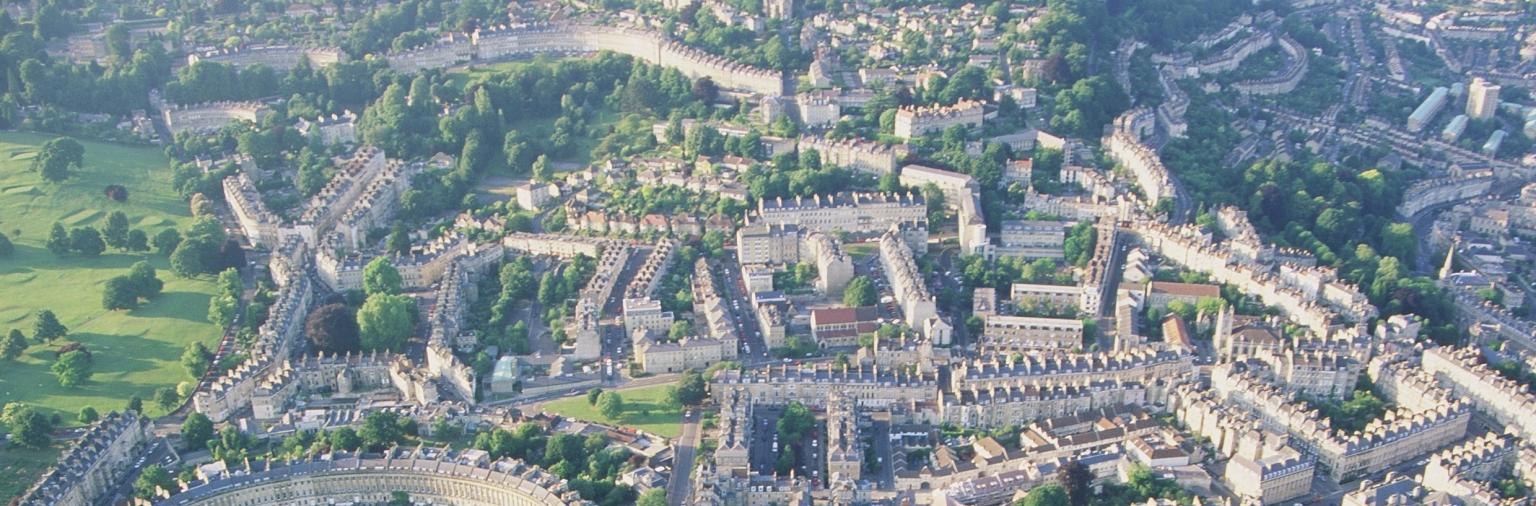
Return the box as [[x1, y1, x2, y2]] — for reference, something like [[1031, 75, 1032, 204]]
[[1232, 35, 1309, 96], [187, 45, 345, 71], [163, 451, 591, 506], [162, 102, 271, 136], [387, 22, 785, 96]]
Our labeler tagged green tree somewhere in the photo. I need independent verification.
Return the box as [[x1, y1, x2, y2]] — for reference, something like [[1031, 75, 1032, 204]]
[[597, 391, 625, 420], [46, 222, 70, 256], [669, 320, 693, 340], [388, 491, 412, 506], [387, 223, 410, 256], [429, 416, 462, 442], [189, 193, 216, 218], [921, 183, 947, 223], [105, 23, 131, 60], [126, 229, 149, 251], [363, 257, 403, 295], [153, 228, 182, 256], [208, 293, 238, 328], [637, 488, 668, 506], [102, 275, 138, 310], [358, 294, 415, 351], [216, 268, 242, 298], [330, 426, 363, 451], [52, 350, 92, 387], [777, 401, 814, 441], [537, 271, 564, 306], [1062, 222, 1097, 267], [359, 410, 406, 450], [103, 211, 130, 249], [2, 329, 27, 360], [33, 310, 67, 342], [503, 131, 529, 172], [32, 138, 84, 182], [843, 276, 877, 307], [128, 261, 164, 299], [134, 465, 174, 499], [3, 402, 55, 448], [126, 395, 143, 413], [671, 369, 708, 406], [182, 341, 213, 379], [69, 227, 105, 256], [775, 446, 797, 474], [78, 406, 99, 423], [532, 154, 552, 182], [1058, 460, 1093, 506], [586, 388, 603, 406], [170, 237, 214, 276], [1380, 223, 1416, 264], [306, 303, 361, 353], [182, 412, 214, 450], [1018, 483, 1069, 506], [154, 386, 179, 412]]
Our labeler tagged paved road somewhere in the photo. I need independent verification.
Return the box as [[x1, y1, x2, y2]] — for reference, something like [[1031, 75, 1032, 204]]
[[716, 249, 771, 361], [667, 410, 702, 506]]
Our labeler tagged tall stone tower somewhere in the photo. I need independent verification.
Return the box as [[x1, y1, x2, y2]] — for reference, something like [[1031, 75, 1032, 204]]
[[1213, 303, 1235, 360]]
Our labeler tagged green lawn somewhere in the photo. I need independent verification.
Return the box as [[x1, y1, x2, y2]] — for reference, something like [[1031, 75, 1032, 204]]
[[541, 383, 683, 438], [0, 442, 63, 500], [0, 132, 220, 424], [843, 243, 877, 259], [447, 59, 538, 86]]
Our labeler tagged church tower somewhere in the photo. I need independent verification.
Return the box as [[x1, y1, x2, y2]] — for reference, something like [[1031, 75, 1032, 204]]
[[1439, 237, 1460, 281]]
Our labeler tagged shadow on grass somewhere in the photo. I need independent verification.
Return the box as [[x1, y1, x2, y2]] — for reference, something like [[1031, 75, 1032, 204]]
[[128, 290, 214, 323], [3, 246, 154, 274], [64, 332, 179, 375]]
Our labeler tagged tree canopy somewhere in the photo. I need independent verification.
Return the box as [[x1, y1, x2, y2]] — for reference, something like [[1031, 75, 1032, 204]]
[[33, 310, 68, 342], [358, 294, 415, 351], [30, 137, 84, 182], [307, 303, 362, 353], [363, 257, 404, 296], [52, 349, 92, 387], [842, 276, 877, 307]]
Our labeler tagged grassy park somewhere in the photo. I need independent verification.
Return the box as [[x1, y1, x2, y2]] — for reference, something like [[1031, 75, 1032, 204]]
[[0, 132, 221, 421], [541, 383, 684, 438]]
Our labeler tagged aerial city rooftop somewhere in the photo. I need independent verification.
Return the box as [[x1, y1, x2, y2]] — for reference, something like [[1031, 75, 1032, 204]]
[[1, 0, 1536, 505]]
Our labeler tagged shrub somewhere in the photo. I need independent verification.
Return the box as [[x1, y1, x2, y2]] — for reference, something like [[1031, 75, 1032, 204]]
[[104, 184, 129, 202]]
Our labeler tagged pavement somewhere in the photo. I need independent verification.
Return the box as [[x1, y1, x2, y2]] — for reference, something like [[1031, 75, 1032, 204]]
[[716, 250, 772, 363], [103, 438, 180, 505], [667, 410, 702, 506]]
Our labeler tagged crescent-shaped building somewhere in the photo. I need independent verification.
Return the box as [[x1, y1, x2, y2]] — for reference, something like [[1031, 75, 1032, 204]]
[[160, 447, 593, 506], [386, 22, 786, 96]]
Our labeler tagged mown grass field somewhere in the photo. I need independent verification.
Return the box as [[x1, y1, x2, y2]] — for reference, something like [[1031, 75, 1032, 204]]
[[0, 132, 224, 500], [541, 383, 683, 438], [0, 132, 221, 419]]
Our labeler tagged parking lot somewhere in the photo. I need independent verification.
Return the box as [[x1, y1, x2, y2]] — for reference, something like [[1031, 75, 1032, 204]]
[[748, 406, 826, 486]]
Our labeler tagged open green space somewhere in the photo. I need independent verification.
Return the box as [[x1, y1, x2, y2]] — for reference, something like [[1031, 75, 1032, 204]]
[[0, 132, 221, 424], [446, 59, 539, 85], [0, 442, 63, 500], [541, 382, 683, 438]]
